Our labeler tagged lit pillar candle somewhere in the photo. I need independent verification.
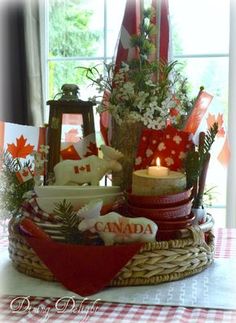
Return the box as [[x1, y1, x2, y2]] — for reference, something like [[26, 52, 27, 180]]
[[147, 157, 169, 177]]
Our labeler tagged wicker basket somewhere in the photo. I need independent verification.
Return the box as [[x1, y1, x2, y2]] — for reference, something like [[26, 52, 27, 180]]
[[8, 215, 214, 286]]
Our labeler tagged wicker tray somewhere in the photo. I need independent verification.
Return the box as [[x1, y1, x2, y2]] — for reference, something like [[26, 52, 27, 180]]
[[8, 215, 215, 286]]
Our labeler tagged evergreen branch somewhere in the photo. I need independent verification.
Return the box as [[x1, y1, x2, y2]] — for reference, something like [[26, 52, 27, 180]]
[[201, 122, 219, 156], [0, 152, 34, 217], [185, 122, 219, 208], [53, 200, 83, 243], [53, 200, 104, 245]]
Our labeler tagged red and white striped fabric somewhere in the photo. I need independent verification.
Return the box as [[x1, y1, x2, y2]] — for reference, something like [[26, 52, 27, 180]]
[[0, 296, 235, 323], [214, 228, 236, 258], [0, 228, 236, 322]]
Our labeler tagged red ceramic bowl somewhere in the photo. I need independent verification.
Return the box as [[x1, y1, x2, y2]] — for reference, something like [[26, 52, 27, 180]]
[[155, 212, 195, 230], [127, 199, 193, 221], [126, 188, 192, 208]]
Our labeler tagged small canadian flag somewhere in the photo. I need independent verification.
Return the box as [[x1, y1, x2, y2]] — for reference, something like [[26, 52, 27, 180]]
[[16, 167, 33, 184]]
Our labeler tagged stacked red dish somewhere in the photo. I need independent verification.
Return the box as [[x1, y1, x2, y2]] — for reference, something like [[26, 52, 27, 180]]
[[126, 188, 194, 241]]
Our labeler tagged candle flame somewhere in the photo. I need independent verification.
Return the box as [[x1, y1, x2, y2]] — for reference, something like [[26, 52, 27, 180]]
[[156, 157, 161, 167]]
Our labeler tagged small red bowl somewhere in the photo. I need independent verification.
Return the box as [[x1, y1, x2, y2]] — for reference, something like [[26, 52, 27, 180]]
[[155, 212, 195, 230], [127, 199, 193, 221], [126, 188, 192, 208]]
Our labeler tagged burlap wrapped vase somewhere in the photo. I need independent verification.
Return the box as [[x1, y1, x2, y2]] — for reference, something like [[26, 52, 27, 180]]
[[111, 120, 144, 191]]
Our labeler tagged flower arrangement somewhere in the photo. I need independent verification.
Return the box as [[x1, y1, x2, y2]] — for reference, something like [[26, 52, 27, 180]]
[[84, 8, 194, 130]]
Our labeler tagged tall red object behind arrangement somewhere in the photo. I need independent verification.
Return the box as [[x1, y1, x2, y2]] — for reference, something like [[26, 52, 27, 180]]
[[100, 0, 170, 145]]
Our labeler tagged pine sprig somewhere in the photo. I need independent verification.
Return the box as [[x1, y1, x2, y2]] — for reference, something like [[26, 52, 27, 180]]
[[200, 122, 219, 157], [53, 200, 104, 245], [185, 122, 219, 208], [53, 200, 83, 244], [0, 151, 34, 217]]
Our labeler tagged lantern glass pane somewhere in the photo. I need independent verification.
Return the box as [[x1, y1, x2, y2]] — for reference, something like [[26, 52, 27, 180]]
[[62, 114, 84, 143]]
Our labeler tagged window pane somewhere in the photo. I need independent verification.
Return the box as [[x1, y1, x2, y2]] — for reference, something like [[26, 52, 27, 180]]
[[106, 0, 126, 57], [176, 57, 228, 117], [62, 114, 83, 142], [48, 59, 104, 99], [169, 0, 230, 55], [48, 0, 104, 58], [176, 57, 228, 207]]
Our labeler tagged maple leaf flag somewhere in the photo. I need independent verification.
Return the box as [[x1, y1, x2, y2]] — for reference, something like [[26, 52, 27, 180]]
[[183, 90, 213, 135], [206, 112, 230, 166], [206, 113, 225, 137], [100, 0, 170, 145], [100, 0, 141, 145], [16, 166, 33, 184]]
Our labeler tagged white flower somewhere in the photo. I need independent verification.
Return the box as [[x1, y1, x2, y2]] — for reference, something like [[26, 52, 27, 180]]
[[147, 119, 159, 129], [150, 96, 158, 102], [145, 79, 156, 87], [123, 82, 134, 94], [162, 96, 176, 110], [149, 101, 158, 109]]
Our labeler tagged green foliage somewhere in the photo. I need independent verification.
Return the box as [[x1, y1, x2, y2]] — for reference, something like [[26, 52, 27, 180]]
[[203, 186, 218, 207], [185, 122, 219, 208], [199, 122, 219, 156], [53, 199, 83, 244], [53, 200, 104, 245], [49, 0, 100, 57], [48, 0, 101, 98], [0, 152, 34, 217], [186, 122, 219, 189], [130, 8, 156, 64]]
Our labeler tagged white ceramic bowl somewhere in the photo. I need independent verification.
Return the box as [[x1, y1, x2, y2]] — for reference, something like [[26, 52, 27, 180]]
[[34, 185, 121, 198], [36, 193, 123, 214]]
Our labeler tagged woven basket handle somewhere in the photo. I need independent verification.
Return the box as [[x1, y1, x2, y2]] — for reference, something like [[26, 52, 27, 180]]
[[177, 213, 214, 240]]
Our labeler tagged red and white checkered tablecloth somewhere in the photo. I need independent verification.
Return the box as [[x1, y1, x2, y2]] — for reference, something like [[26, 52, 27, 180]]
[[0, 227, 236, 323]]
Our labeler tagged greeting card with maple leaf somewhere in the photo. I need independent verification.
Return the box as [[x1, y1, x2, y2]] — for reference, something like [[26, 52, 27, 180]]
[[7, 135, 34, 159]]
